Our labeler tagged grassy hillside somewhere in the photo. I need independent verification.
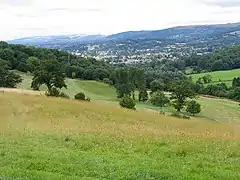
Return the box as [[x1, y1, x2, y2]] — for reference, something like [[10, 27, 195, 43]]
[[16, 72, 240, 125], [190, 68, 240, 87], [1, 92, 240, 179]]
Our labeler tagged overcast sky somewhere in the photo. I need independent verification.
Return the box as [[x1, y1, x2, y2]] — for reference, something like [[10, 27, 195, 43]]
[[0, 0, 240, 40]]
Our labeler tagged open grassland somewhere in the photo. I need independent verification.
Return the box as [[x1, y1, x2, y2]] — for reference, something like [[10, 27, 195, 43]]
[[17, 73, 240, 125], [1, 92, 240, 179], [190, 68, 240, 87]]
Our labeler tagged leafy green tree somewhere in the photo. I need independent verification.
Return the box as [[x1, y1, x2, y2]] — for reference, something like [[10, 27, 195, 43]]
[[138, 89, 148, 102], [0, 59, 11, 70], [26, 57, 40, 73], [114, 68, 134, 98], [119, 95, 136, 110], [150, 79, 164, 93], [170, 79, 196, 112], [186, 100, 201, 116], [150, 91, 169, 107], [31, 60, 67, 92], [0, 67, 22, 88]]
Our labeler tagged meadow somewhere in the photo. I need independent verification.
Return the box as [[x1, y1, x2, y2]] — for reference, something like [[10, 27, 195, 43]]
[[17, 73, 240, 125], [190, 68, 240, 87], [1, 92, 240, 179]]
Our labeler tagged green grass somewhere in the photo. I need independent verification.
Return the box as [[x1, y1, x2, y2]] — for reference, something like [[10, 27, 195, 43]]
[[190, 68, 240, 87], [16, 73, 240, 125], [1, 93, 240, 179]]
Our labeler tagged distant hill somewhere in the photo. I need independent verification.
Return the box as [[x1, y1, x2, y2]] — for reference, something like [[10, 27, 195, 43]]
[[8, 34, 106, 47], [8, 22, 240, 46]]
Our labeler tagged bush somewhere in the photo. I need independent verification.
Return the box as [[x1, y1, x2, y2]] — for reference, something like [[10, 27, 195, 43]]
[[103, 78, 113, 85], [59, 92, 70, 99], [119, 95, 136, 110], [45, 87, 69, 99], [186, 100, 201, 116], [75, 92, 86, 100], [171, 112, 190, 119]]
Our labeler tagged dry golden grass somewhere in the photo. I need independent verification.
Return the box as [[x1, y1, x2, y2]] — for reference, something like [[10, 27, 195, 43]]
[[0, 91, 239, 140]]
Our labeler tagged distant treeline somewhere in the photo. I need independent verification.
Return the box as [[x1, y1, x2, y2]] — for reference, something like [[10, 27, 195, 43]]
[[183, 45, 240, 73]]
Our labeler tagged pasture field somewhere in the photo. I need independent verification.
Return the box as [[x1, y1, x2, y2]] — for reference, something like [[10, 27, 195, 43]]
[[0, 92, 240, 179], [190, 68, 240, 87], [16, 73, 240, 125]]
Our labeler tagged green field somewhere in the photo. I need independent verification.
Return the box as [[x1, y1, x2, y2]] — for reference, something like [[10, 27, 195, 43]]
[[1, 92, 240, 179], [16, 73, 240, 125], [190, 68, 240, 87]]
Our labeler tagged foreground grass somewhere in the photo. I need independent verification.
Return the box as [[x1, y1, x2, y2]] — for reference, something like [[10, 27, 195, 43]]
[[190, 68, 240, 87], [1, 92, 240, 179]]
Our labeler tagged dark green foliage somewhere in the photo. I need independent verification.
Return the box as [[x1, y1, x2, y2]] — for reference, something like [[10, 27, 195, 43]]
[[31, 60, 67, 91], [103, 78, 113, 85], [227, 88, 240, 101], [202, 83, 228, 97], [45, 87, 69, 99], [185, 45, 240, 72], [119, 95, 136, 110], [150, 91, 169, 107], [186, 100, 201, 116], [0, 68, 22, 88], [170, 78, 196, 112], [150, 79, 164, 93], [75, 92, 86, 100], [202, 74, 212, 83], [138, 89, 148, 102], [232, 77, 240, 88]]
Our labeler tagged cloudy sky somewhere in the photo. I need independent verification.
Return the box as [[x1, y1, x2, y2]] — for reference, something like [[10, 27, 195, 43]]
[[0, 0, 240, 40]]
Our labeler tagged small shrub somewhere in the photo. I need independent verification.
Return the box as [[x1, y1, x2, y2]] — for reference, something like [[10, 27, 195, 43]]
[[59, 92, 70, 99], [75, 92, 86, 100], [119, 95, 136, 110], [86, 97, 91, 102], [171, 112, 190, 119], [103, 78, 113, 85], [186, 100, 201, 116], [45, 87, 69, 99]]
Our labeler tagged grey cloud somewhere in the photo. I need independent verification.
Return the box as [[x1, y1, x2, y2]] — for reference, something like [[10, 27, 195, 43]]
[[201, 0, 240, 7]]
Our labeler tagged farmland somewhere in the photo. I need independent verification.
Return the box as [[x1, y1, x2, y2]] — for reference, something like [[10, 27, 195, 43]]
[[190, 68, 240, 87]]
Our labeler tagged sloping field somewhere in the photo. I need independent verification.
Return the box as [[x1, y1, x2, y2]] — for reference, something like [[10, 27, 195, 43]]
[[190, 68, 240, 87], [0, 92, 240, 179]]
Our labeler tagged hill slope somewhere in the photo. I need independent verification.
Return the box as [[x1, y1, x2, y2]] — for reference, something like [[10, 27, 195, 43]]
[[1, 92, 240, 179], [16, 72, 240, 125]]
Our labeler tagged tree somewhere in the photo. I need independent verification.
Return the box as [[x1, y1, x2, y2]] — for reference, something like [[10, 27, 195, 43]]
[[119, 95, 136, 110], [0, 68, 22, 88], [170, 78, 196, 112], [150, 91, 169, 107], [150, 79, 164, 93], [114, 68, 134, 98], [31, 60, 67, 92], [26, 57, 40, 73], [186, 100, 201, 116], [138, 89, 148, 102]]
